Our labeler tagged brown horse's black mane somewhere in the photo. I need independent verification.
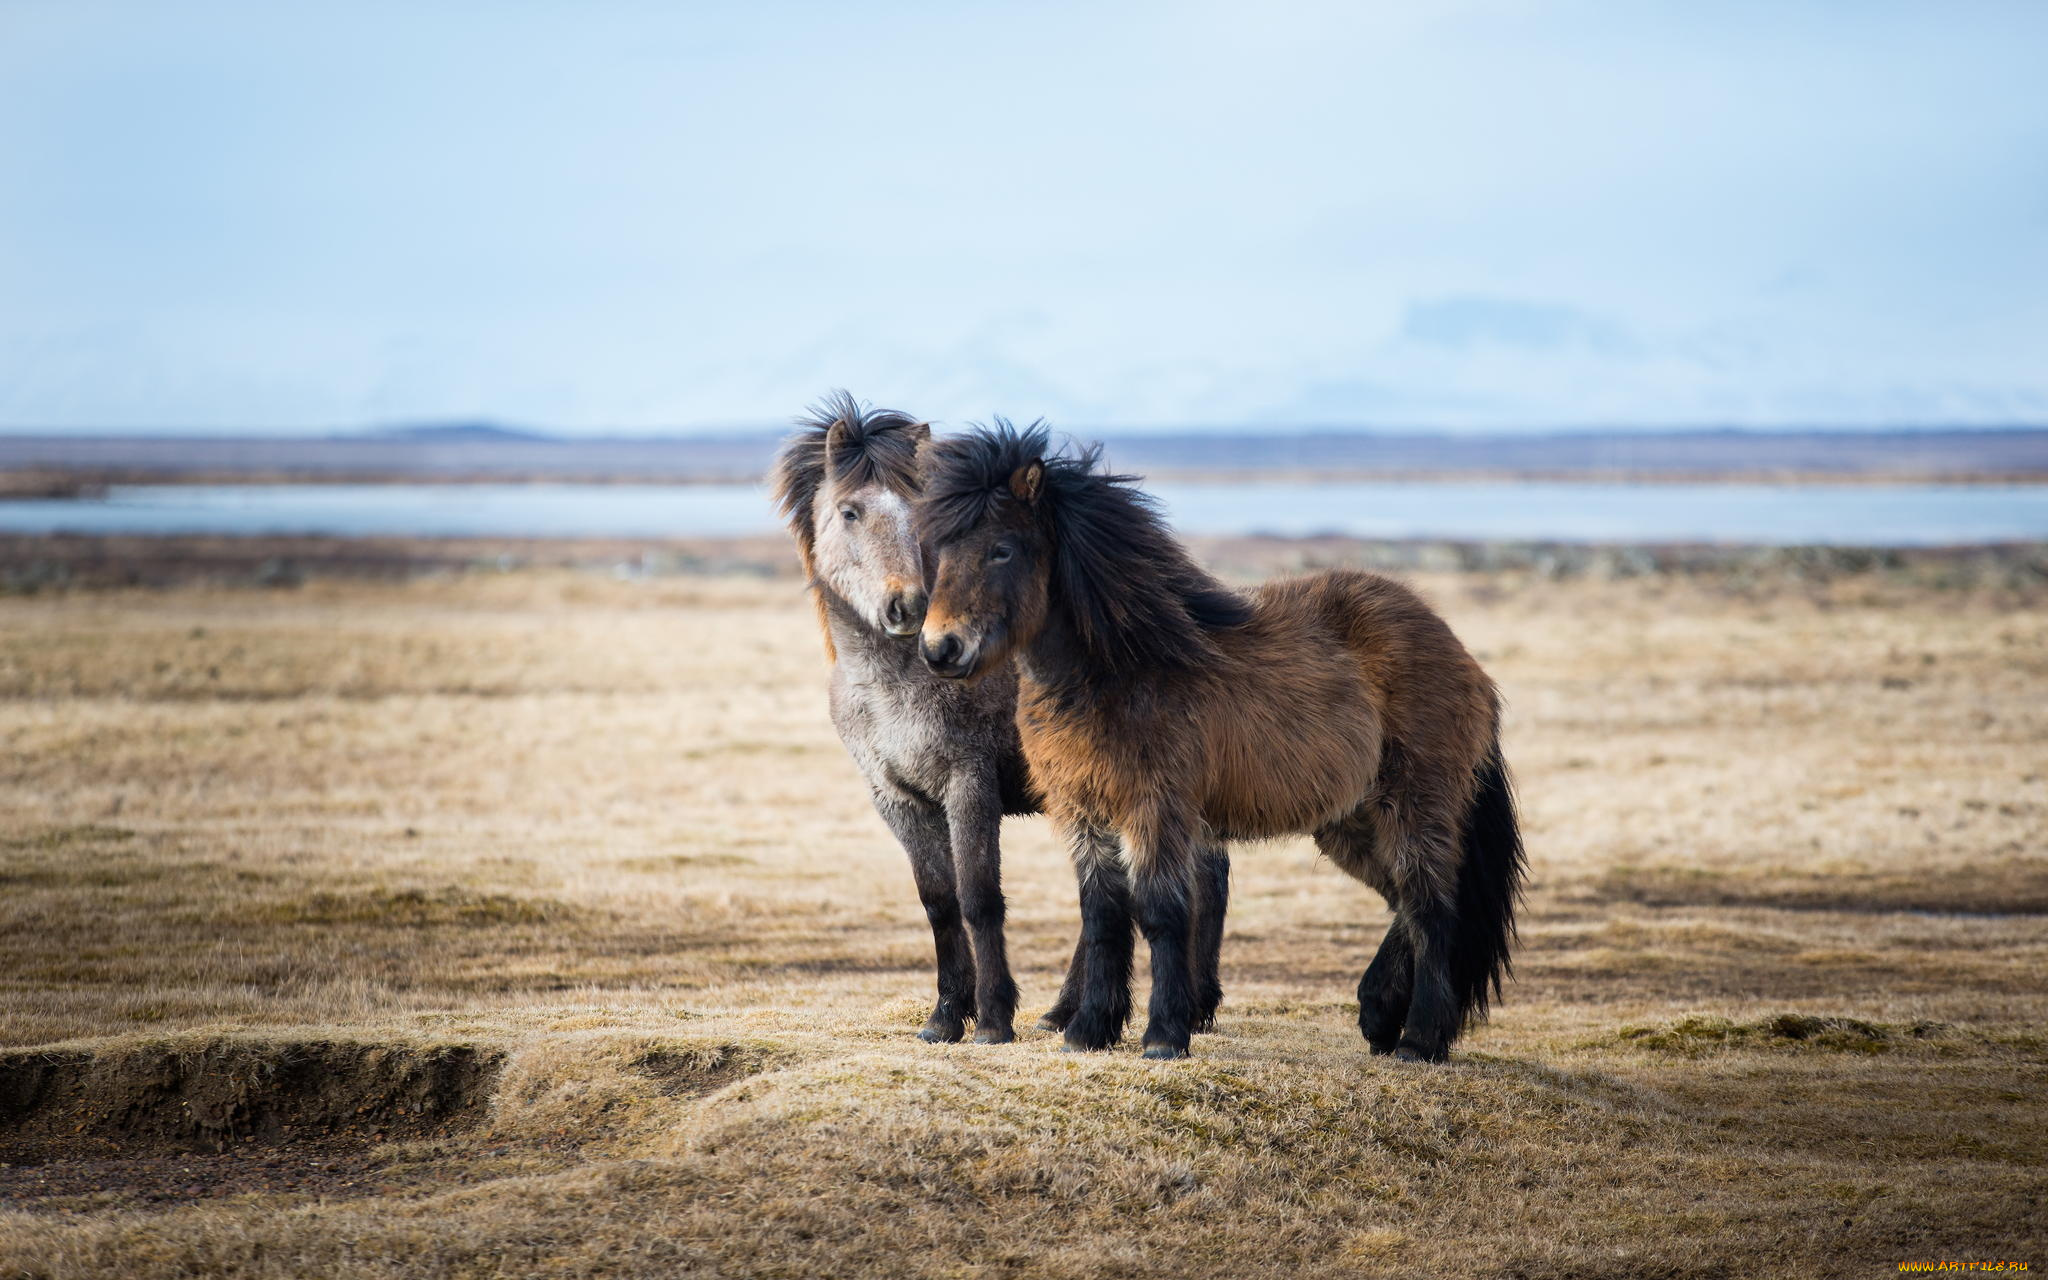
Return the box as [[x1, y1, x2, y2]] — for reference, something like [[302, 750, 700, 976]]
[[923, 419, 1251, 673], [770, 389, 926, 559]]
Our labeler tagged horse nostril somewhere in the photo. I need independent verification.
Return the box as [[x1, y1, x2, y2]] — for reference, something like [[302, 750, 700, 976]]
[[885, 591, 926, 633], [921, 633, 963, 672]]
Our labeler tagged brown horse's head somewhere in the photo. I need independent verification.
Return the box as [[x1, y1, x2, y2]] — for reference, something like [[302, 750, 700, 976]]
[[916, 425, 1055, 679], [919, 419, 1251, 680], [770, 391, 931, 638]]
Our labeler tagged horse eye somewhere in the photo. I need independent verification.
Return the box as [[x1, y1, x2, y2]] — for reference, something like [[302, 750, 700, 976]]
[[989, 543, 1013, 563], [840, 505, 859, 522]]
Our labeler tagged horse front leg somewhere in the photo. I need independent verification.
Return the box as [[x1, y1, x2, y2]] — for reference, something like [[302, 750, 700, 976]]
[[946, 768, 1018, 1044], [1041, 830, 1134, 1032], [872, 790, 976, 1042], [1129, 812, 1199, 1061], [1061, 820, 1134, 1052]]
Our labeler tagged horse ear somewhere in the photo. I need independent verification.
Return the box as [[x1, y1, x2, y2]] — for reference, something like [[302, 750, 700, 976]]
[[823, 417, 852, 477], [1009, 460, 1044, 503], [905, 420, 931, 445]]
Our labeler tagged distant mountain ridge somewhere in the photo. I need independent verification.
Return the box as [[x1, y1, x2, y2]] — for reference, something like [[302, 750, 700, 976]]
[[357, 422, 552, 442]]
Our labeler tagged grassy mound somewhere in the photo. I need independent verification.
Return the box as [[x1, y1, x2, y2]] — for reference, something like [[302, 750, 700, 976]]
[[1608, 1014, 1954, 1056]]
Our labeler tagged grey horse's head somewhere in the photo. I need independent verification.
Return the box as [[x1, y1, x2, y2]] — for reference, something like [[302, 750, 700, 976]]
[[771, 391, 931, 638]]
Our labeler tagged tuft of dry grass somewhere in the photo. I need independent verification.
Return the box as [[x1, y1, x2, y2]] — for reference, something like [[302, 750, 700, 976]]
[[1, 563, 2044, 1277]]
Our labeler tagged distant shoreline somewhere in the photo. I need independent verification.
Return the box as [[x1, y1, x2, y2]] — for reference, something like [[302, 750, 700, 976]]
[[3, 426, 2045, 493], [5, 467, 2048, 494]]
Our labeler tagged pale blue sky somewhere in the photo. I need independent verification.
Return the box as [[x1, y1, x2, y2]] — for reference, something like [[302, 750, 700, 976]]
[[1, 1, 2044, 433]]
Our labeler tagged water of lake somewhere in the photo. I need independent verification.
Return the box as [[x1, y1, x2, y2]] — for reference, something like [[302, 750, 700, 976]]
[[0, 482, 2041, 545]]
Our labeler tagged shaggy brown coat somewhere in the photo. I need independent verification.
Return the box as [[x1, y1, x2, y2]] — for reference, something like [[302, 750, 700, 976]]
[[918, 421, 1525, 1061]]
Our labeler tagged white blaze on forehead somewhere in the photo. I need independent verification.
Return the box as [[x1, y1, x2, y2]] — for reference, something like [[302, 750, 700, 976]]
[[871, 489, 912, 540]]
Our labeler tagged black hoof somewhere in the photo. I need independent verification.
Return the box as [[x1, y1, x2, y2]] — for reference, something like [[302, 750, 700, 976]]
[[973, 1025, 1016, 1045], [918, 1020, 966, 1044], [1362, 1015, 1402, 1055], [1141, 1043, 1190, 1061], [1035, 1010, 1071, 1033], [1360, 1004, 1406, 1054], [1060, 1006, 1125, 1052], [1062, 1027, 1120, 1052], [1393, 1039, 1446, 1064]]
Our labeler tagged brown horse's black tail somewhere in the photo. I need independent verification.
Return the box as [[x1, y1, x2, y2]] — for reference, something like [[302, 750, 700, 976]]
[[1449, 740, 1526, 1027]]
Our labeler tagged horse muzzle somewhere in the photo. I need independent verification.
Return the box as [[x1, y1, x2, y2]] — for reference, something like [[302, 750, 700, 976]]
[[918, 630, 976, 679], [882, 588, 927, 637]]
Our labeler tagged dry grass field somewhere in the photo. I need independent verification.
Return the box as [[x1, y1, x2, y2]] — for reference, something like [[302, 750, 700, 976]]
[[1, 551, 2044, 1278]]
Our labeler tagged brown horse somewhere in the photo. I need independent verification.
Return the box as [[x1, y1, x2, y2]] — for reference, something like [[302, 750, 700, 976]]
[[916, 420, 1526, 1062]]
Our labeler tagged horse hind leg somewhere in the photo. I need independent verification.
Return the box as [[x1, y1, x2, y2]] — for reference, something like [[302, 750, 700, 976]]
[[1356, 922, 1414, 1054], [1190, 842, 1230, 1033], [1037, 933, 1087, 1032], [1393, 897, 1458, 1062], [1314, 807, 1413, 1055], [1398, 745, 1528, 1063], [1377, 738, 1528, 1063], [1387, 817, 1473, 1064]]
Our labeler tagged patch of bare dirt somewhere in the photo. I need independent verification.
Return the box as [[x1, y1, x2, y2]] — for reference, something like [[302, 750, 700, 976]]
[[0, 1038, 502, 1163]]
